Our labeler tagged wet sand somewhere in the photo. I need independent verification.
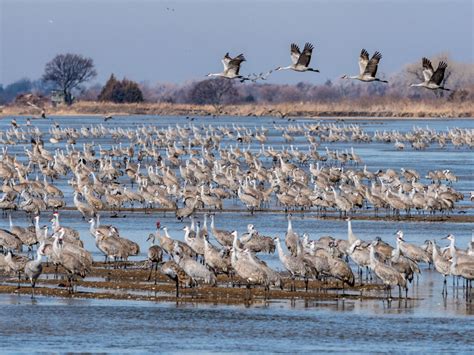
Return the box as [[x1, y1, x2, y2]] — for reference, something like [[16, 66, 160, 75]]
[[0, 262, 386, 304]]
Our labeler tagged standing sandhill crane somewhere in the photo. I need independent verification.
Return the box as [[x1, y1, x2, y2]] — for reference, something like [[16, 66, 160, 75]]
[[203, 236, 232, 275], [341, 49, 388, 83], [24, 242, 46, 298], [449, 253, 474, 297], [285, 214, 299, 257], [0, 228, 23, 253], [146, 234, 164, 283], [5, 251, 29, 288], [369, 241, 407, 299], [429, 240, 451, 296], [207, 53, 250, 82], [160, 260, 196, 298], [275, 42, 319, 73], [410, 58, 450, 91], [173, 242, 217, 286], [391, 234, 420, 284], [274, 236, 315, 291], [52, 232, 90, 293], [396, 230, 431, 264], [326, 242, 355, 289], [73, 192, 96, 219], [230, 234, 269, 297], [210, 215, 234, 247]]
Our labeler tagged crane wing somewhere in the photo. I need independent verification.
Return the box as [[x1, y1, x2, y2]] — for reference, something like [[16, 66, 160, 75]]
[[290, 43, 301, 65], [224, 53, 246, 76], [422, 57, 434, 82], [296, 42, 314, 67], [358, 49, 370, 75], [429, 61, 447, 85], [221, 53, 232, 72], [363, 51, 382, 77]]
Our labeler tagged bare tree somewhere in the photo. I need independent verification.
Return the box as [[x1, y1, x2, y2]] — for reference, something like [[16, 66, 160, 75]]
[[188, 78, 239, 114], [42, 53, 97, 104]]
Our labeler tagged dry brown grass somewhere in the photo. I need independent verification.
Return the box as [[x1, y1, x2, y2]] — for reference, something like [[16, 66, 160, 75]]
[[1, 99, 473, 118]]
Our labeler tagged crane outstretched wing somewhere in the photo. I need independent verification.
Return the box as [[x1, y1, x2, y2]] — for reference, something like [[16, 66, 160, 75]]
[[224, 53, 246, 76], [290, 43, 301, 65], [297, 42, 314, 67], [358, 49, 370, 75], [429, 61, 447, 85], [363, 51, 382, 77], [422, 57, 434, 82]]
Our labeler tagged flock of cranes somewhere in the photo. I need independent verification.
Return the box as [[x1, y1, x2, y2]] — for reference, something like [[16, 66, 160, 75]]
[[1, 212, 473, 301], [0, 121, 470, 219], [208, 43, 451, 91], [0, 115, 471, 301]]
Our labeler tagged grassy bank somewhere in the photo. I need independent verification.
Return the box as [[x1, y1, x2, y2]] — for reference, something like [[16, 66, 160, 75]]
[[1, 99, 473, 118]]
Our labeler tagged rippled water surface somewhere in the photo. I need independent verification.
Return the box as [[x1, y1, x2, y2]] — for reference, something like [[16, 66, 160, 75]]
[[0, 116, 473, 353]]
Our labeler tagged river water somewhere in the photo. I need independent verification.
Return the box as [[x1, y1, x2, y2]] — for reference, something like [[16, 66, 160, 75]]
[[0, 115, 473, 353]]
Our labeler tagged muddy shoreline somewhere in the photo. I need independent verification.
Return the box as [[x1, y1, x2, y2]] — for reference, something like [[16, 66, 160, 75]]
[[0, 262, 388, 304]]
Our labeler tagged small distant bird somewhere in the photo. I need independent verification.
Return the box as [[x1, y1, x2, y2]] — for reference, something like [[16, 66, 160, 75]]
[[207, 53, 250, 82], [275, 42, 319, 73], [41, 109, 46, 119], [341, 49, 388, 83], [26, 118, 31, 126], [104, 115, 113, 121], [11, 119, 18, 128], [410, 58, 450, 91]]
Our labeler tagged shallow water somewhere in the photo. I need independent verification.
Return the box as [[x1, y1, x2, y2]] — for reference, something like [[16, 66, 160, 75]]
[[1, 115, 473, 352]]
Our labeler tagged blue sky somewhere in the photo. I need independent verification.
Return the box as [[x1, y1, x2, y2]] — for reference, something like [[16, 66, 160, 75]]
[[1, 0, 472, 85]]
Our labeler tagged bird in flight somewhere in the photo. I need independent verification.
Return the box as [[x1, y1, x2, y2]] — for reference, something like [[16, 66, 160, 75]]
[[341, 49, 388, 83], [410, 58, 450, 91]]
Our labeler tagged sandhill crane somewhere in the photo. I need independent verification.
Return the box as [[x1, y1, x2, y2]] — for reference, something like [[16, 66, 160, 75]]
[[210, 214, 234, 247], [285, 214, 299, 257], [326, 242, 355, 289], [24, 242, 46, 298], [341, 49, 388, 83], [449, 253, 474, 297], [275, 42, 319, 73], [207, 53, 250, 82], [347, 239, 371, 280], [52, 231, 90, 293], [369, 241, 407, 299], [410, 58, 450, 91], [391, 234, 420, 284], [173, 242, 217, 286], [160, 260, 196, 298], [429, 240, 451, 295], [442, 234, 472, 264], [396, 230, 431, 264], [146, 234, 164, 283], [230, 234, 269, 297], [274, 236, 315, 291], [0, 228, 22, 253], [73, 192, 96, 219], [5, 251, 28, 288], [203, 236, 232, 275]]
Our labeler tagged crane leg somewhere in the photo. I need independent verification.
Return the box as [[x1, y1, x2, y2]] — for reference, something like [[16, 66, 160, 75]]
[[175, 279, 180, 298], [304, 278, 309, 292]]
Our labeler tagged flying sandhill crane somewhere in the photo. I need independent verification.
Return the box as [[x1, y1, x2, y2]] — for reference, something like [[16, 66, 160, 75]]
[[207, 53, 250, 82], [24, 242, 46, 298], [341, 49, 388, 83], [275, 42, 319, 73], [410, 58, 450, 91]]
